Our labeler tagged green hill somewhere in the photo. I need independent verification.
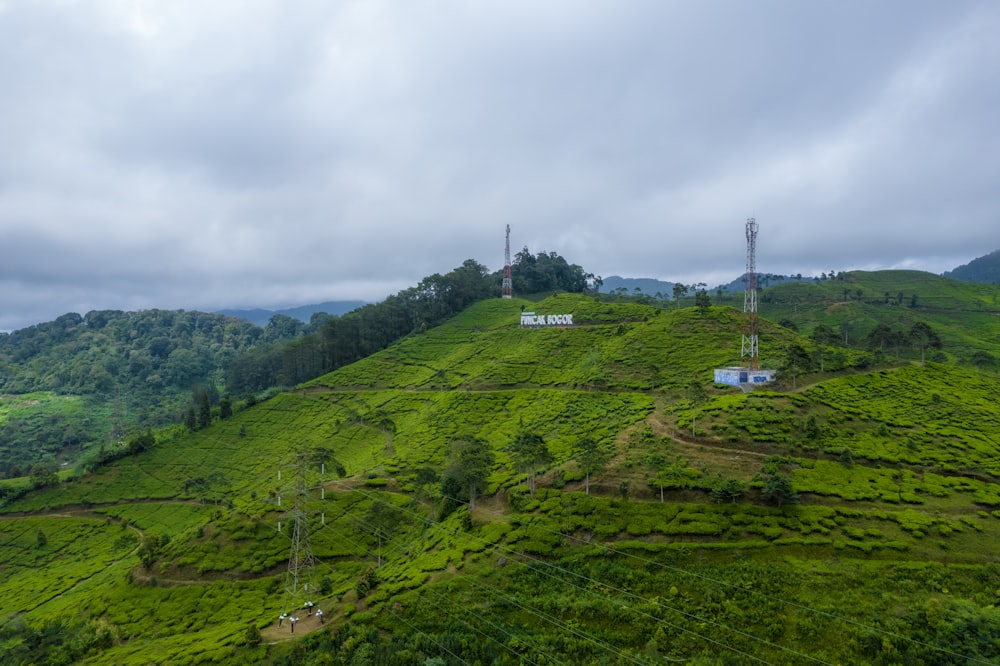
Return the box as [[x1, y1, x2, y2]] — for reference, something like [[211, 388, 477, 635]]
[[0, 309, 307, 479], [944, 248, 1000, 284], [760, 269, 1000, 362], [2, 288, 1000, 664]]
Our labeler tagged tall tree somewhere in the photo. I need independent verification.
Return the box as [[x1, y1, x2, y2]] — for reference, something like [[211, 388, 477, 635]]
[[866, 324, 896, 353], [711, 479, 745, 504], [783, 344, 811, 390], [218, 394, 233, 419], [365, 497, 404, 567], [695, 289, 711, 314], [227, 258, 501, 393], [445, 438, 494, 510], [510, 248, 592, 294], [687, 381, 708, 436], [672, 283, 688, 307], [197, 391, 211, 429], [309, 447, 347, 478], [184, 405, 196, 432], [511, 431, 552, 495], [762, 473, 798, 507], [908, 322, 942, 364], [574, 436, 611, 495], [810, 324, 841, 346]]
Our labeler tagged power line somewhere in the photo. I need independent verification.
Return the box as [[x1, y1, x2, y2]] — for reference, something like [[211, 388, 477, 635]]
[[39, 397, 997, 665], [327, 480, 790, 663], [421, 485, 994, 666], [135, 421, 991, 666], [314, 501, 632, 665], [330, 472, 992, 666]]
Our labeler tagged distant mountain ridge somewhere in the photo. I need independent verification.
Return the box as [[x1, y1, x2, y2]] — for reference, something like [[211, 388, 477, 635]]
[[601, 273, 802, 297], [599, 275, 677, 296], [215, 300, 367, 326], [944, 249, 1000, 284]]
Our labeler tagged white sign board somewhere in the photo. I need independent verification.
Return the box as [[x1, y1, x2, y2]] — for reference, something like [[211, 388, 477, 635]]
[[520, 312, 574, 327]]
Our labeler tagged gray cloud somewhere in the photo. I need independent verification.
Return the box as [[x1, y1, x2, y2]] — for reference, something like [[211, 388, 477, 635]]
[[1, 0, 998, 331]]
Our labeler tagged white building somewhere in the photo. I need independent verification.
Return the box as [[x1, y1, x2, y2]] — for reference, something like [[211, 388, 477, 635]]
[[713, 366, 776, 387]]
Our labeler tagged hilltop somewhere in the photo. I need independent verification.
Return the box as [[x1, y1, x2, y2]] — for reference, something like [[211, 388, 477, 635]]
[[1, 277, 1000, 664], [0, 309, 317, 480], [944, 248, 1000, 285], [0, 253, 593, 485]]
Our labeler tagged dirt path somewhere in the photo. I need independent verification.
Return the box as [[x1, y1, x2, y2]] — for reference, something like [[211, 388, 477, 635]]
[[261, 604, 338, 642], [0, 497, 206, 521]]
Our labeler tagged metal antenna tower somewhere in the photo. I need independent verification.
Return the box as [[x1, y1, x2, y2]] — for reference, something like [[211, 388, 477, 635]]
[[278, 452, 325, 604], [741, 217, 759, 370], [502, 224, 513, 299]]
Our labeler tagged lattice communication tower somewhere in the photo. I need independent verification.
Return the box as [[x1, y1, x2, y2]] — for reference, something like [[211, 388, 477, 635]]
[[740, 217, 759, 369], [502, 224, 513, 299]]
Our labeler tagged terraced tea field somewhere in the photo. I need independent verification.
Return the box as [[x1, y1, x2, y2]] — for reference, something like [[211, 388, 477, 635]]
[[2, 294, 1000, 664]]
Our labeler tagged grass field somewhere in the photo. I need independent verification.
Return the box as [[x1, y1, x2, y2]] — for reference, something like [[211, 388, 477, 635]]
[[2, 286, 1000, 664]]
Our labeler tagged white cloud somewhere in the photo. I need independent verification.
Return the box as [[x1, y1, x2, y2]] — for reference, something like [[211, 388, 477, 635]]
[[0, 1, 998, 331]]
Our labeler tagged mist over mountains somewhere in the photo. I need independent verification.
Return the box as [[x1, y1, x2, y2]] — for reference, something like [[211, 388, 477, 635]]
[[214, 300, 368, 327], [601, 247, 1000, 298]]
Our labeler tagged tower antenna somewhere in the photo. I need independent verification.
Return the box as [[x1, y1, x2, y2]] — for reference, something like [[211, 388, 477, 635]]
[[501, 224, 513, 299], [741, 217, 759, 370], [714, 217, 773, 388]]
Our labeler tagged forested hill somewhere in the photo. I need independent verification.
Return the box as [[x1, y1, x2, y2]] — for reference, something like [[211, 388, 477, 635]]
[[0, 309, 305, 479], [944, 248, 1000, 284], [0, 250, 596, 480], [225, 251, 598, 395], [1, 310, 278, 396]]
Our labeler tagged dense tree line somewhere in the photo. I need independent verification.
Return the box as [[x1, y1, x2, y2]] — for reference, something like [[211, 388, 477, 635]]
[[0, 309, 305, 477], [226, 253, 598, 395], [510, 247, 598, 294], [0, 252, 597, 475], [0, 309, 271, 396], [226, 260, 497, 393], [943, 248, 1000, 284]]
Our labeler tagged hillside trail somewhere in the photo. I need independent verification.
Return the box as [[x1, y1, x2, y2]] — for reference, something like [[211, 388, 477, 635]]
[[647, 414, 770, 459], [261, 603, 337, 643], [0, 497, 206, 521], [300, 383, 662, 395]]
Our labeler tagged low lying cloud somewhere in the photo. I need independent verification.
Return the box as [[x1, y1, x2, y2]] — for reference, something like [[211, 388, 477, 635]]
[[1, 1, 998, 330]]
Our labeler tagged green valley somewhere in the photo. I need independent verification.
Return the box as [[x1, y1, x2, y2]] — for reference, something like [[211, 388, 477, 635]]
[[2, 277, 1000, 665]]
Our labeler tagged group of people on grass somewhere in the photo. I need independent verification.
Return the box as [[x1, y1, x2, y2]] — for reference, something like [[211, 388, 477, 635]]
[[277, 600, 324, 633]]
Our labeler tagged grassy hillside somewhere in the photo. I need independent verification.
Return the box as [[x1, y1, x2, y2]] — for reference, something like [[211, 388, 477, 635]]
[[2, 291, 1000, 664], [944, 248, 1000, 284], [0, 309, 284, 478], [761, 270, 1000, 362], [306, 294, 816, 392]]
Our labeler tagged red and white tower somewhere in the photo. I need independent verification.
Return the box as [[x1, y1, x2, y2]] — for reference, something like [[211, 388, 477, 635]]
[[741, 217, 759, 369], [501, 224, 513, 299]]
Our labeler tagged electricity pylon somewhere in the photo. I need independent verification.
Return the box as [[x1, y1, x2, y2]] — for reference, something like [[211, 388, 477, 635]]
[[278, 452, 325, 604]]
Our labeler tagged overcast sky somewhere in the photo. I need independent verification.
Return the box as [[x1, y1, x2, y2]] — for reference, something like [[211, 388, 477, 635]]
[[2, 1, 998, 331]]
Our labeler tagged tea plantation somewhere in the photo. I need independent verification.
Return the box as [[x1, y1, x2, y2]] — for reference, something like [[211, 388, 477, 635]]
[[3, 289, 1000, 664]]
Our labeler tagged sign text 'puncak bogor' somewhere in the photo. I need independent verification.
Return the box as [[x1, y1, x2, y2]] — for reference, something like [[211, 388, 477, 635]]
[[520, 312, 574, 327]]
